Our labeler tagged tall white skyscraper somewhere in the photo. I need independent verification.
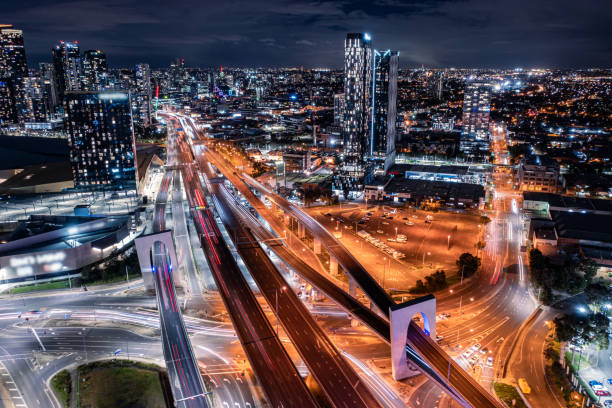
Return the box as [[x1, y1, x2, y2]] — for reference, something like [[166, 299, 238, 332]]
[[343, 33, 372, 170], [460, 81, 491, 156]]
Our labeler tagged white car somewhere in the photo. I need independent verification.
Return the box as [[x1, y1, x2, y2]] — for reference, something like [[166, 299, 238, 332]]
[[471, 343, 481, 351], [463, 350, 472, 359], [486, 356, 494, 367]]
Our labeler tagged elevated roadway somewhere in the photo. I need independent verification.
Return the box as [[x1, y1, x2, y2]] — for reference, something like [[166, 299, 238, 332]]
[[164, 115, 318, 408]]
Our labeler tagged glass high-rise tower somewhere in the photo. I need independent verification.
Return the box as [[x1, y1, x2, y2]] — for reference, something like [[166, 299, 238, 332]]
[[52, 41, 82, 99], [0, 25, 28, 124], [64, 91, 137, 189], [371, 49, 398, 171], [82, 49, 107, 90], [343, 33, 372, 170], [460, 81, 491, 156]]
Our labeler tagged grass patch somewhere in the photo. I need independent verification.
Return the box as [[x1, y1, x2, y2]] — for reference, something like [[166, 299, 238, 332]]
[[494, 382, 528, 408], [51, 369, 71, 407], [78, 360, 168, 408], [564, 351, 589, 371], [10, 279, 73, 294]]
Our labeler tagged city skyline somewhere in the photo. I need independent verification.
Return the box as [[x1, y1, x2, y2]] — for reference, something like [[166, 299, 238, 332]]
[[2, 0, 611, 69]]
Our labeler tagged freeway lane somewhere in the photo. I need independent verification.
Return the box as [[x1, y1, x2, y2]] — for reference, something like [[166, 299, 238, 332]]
[[199, 151, 382, 408], [152, 167, 210, 408], [164, 115, 318, 408]]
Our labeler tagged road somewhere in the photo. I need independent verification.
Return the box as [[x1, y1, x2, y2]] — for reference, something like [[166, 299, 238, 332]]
[[164, 113, 319, 408], [174, 113, 501, 408], [152, 161, 211, 407], [237, 172, 503, 408], [198, 149, 383, 408]]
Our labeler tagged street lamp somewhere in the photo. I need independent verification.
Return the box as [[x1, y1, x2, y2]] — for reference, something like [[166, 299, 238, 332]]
[[422, 251, 431, 266], [395, 227, 398, 240], [447, 234, 451, 250], [275, 286, 287, 336]]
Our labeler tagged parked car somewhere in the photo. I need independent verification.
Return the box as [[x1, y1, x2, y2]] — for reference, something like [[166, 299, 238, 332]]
[[603, 400, 612, 407], [590, 380, 605, 390], [607, 379, 612, 385], [435, 335, 444, 343], [596, 390, 611, 397], [377, 230, 384, 234], [469, 354, 479, 365]]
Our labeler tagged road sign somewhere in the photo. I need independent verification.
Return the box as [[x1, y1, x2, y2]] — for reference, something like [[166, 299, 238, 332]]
[[114, 349, 121, 356]]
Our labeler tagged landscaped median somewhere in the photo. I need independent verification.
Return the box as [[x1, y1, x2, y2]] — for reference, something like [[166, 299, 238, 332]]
[[493, 382, 528, 408], [51, 360, 172, 408]]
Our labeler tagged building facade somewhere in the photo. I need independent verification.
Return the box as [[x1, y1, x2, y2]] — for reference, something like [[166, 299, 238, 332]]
[[460, 81, 491, 156], [52, 41, 82, 99], [371, 49, 398, 171], [82, 49, 107, 90], [518, 155, 560, 193], [133, 63, 152, 126], [64, 91, 137, 189], [333, 93, 344, 127], [343, 33, 372, 170], [0, 25, 28, 124]]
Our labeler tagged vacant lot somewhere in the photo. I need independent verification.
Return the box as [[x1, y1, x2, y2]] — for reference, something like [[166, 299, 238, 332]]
[[79, 361, 168, 408]]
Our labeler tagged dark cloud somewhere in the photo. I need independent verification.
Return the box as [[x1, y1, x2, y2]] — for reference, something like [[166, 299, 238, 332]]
[[2, 0, 611, 68]]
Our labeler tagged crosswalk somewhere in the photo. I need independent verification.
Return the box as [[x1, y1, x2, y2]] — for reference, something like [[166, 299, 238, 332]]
[[0, 361, 26, 408]]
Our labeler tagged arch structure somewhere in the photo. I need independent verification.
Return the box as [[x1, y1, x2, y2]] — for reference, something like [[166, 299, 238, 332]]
[[390, 294, 437, 380], [134, 230, 179, 291]]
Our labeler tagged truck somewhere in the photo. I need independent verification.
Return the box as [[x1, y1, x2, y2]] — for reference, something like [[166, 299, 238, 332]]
[[518, 378, 531, 394]]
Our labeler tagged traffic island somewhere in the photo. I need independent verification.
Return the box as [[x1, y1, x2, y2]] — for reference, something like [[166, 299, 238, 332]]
[[493, 382, 528, 408], [73, 360, 172, 408]]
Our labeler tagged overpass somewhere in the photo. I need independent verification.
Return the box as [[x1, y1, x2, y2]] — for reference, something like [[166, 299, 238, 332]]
[[163, 115, 319, 407], [145, 170, 211, 408], [192, 133, 503, 407], [197, 149, 383, 408]]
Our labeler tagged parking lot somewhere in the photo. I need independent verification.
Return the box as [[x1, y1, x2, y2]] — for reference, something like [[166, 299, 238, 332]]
[[308, 203, 483, 289]]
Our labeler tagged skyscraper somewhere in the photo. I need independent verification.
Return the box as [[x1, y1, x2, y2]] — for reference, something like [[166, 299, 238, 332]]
[[343, 33, 372, 170], [370, 49, 399, 169], [134, 63, 152, 126], [428, 71, 443, 101], [0, 25, 27, 79], [82, 49, 107, 90], [460, 81, 491, 156], [52, 41, 82, 99], [39, 62, 59, 110], [64, 91, 137, 189], [0, 25, 28, 124]]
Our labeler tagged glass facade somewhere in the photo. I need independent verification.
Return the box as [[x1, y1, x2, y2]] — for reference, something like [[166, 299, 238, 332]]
[[343, 33, 372, 169], [82, 49, 107, 90], [460, 81, 491, 155], [65, 91, 137, 190], [52, 41, 82, 99], [371, 49, 398, 164]]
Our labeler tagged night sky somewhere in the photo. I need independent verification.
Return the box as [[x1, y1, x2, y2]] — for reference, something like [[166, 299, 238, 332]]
[[4, 0, 612, 69]]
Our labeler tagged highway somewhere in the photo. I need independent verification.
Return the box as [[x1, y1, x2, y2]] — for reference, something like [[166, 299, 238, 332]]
[[170, 113, 498, 407], [237, 173, 504, 407], [198, 149, 383, 408], [151, 165, 211, 408], [164, 114, 319, 408]]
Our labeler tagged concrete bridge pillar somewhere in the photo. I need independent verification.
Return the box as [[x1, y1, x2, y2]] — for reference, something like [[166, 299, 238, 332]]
[[134, 230, 180, 291], [313, 238, 322, 254], [297, 222, 306, 239], [348, 275, 357, 297], [390, 295, 437, 381], [329, 256, 338, 275]]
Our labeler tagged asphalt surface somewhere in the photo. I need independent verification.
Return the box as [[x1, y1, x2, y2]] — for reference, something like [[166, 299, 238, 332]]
[[152, 162, 210, 408], [238, 173, 503, 408], [199, 150, 383, 408], [165, 114, 318, 408]]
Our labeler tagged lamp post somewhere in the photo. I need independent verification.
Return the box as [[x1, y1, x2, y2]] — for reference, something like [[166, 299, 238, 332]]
[[275, 286, 287, 336]]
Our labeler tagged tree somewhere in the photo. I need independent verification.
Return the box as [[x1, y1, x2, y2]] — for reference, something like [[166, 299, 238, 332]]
[[584, 283, 611, 311], [576, 258, 598, 285], [456, 253, 481, 278]]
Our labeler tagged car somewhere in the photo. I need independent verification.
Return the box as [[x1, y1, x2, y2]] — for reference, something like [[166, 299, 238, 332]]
[[496, 337, 505, 343], [471, 343, 481, 351], [403, 217, 409, 220], [463, 350, 472, 359], [377, 230, 384, 234], [603, 400, 612, 407], [346, 225, 353, 230], [382, 221, 389, 225], [412, 215, 418, 219], [366, 212, 372, 216], [441, 312, 451, 319], [469, 354, 479, 365], [480, 347, 488, 355], [607, 379, 612, 386], [387, 238, 396, 242], [486, 356, 494, 367], [324, 213, 332, 217], [405, 221, 414, 226], [358, 220, 366, 224], [590, 380, 604, 390], [436, 335, 444, 343], [596, 390, 611, 397], [387, 216, 393, 220]]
